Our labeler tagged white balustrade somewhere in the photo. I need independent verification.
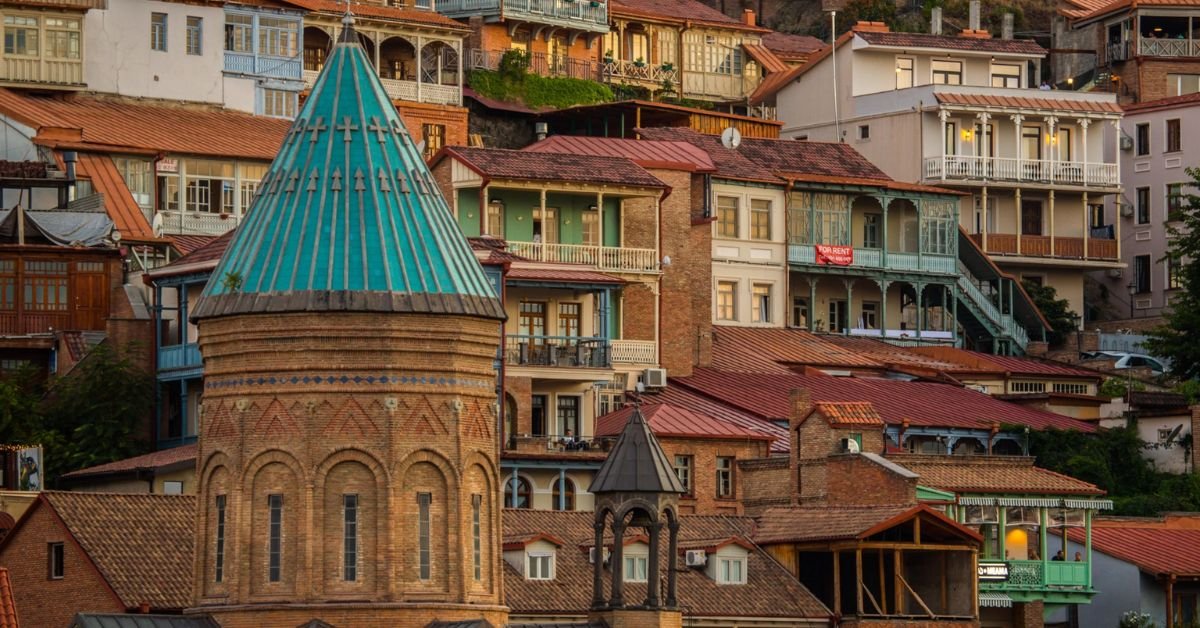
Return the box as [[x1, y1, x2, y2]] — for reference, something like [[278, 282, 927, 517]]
[[157, 211, 241, 236], [506, 241, 659, 273], [611, 340, 657, 365], [924, 156, 1118, 187]]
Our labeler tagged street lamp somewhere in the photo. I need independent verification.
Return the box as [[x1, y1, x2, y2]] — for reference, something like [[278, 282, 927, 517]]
[[1126, 281, 1137, 319]]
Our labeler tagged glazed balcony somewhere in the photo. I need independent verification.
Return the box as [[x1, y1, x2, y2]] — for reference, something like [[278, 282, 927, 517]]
[[505, 335, 611, 369], [507, 241, 659, 274], [437, 0, 608, 32], [924, 156, 1119, 188]]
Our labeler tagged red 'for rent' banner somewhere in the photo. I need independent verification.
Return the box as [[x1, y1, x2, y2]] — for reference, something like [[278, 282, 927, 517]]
[[815, 245, 853, 266]]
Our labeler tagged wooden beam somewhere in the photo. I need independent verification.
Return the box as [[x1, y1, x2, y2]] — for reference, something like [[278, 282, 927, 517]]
[[856, 549, 864, 616], [832, 550, 841, 615], [894, 549, 902, 615], [860, 576, 884, 615], [878, 547, 887, 615], [898, 572, 936, 619]]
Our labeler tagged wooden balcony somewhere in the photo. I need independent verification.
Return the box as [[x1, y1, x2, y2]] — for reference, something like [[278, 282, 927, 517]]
[[787, 244, 958, 275], [969, 233, 1119, 261], [924, 156, 1119, 188], [467, 49, 601, 81], [507, 241, 659, 274], [303, 70, 461, 106], [437, 0, 608, 32], [1138, 38, 1200, 58], [0, 57, 84, 89], [158, 343, 201, 373]]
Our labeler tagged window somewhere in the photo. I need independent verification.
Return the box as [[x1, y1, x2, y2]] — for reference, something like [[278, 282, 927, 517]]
[[505, 477, 532, 508], [417, 492, 431, 580], [558, 302, 580, 338], [186, 17, 203, 55], [343, 494, 358, 581], [750, 198, 771, 240], [628, 30, 649, 63], [552, 477, 575, 511], [151, 13, 168, 52], [673, 455, 693, 495], [828, 299, 848, 332], [1167, 73, 1200, 97], [261, 88, 297, 119], [861, 301, 879, 329], [214, 495, 226, 582], [1168, 255, 1183, 290], [1134, 254, 1151, 294], [4, 16, 38, 56], [414, 0, 432, 7], [716, 196, 738, 238], [114, 157, 154, 212], [45, 17, 81, 60], [1167, 183, 1186, 221], [857, 124, 870, 140], [1137, 187, 1151, 224], [49, 542, 65, 579], [716, 456, 734, 498], [944, 122, 958, 156], [471, 494, 482, 580], [258, 17, 298, 57], [1089, 203, 1105, 229], [716, 557, 746, 584], [716, 281, 737, 321], [624, 554, 649, 582], [423, 124, 446, 160], [895, 57, 914, 89], [527, 553, 554, 580], [1136, 123, 1150, 156], [267, 494, 283, 582], [990, 63, 1021, 88], [932, 59, 962, 85], [863, 213, 880, 248], [751, 284, 771, 324], [1052, 383, 1090, 395], [1167, 119, 1182, 153], [792, 296, 808, 328], [557, 396, 579, 438], [486, 200, 504, 237], [1158, 427, 1175, 443], [24, 261, 67, 313], [582, 206, 600, 246], [162, 481, 184, 494], [225, 13, 252, 53]]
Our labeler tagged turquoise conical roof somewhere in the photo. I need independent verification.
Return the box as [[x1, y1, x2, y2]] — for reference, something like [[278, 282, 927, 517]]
[[192, 18, 503, 321]]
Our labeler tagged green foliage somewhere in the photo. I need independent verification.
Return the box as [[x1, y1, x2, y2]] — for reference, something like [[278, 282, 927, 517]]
[[220, 270, 243, 292], [1119, 611, 1156, 628], [1030, 426, 1200, 516], [1021, 280, 1079, 347], [467, 69, 613, 110], [498, 49, 528, 82], [0, 342, 153, 483], [1145, 167, 1200, 380], [1176, 379, 1200, 405], [1100, 376, 1146, 399]]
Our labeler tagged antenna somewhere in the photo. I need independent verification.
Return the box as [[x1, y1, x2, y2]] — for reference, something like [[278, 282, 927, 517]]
[[720, 127, 741, 149]]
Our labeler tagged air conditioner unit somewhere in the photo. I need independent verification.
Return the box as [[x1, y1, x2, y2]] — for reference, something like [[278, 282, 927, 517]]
[[1108, 268, 1123, 279], [1120, 203, 1134, 217], [1119, 135, 1134, 151], [588, 547, 611, 564], [685, 549, 707, 567], [642, 368, 667, 389]]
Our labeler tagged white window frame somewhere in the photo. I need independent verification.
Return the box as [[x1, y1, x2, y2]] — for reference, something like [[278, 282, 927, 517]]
[[716, 556, 747, 585], [623, 553, 649, 582], [931, 58, 963, 85], [527, 552, 555, 580], [989, 62, 1022, 88], [895, 56, 915, 89]]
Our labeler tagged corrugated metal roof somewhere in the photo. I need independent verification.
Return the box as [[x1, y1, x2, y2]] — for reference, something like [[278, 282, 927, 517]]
[[595, 402, 773, 441], [673, 368, 1098, 433], [589, 406, 686, 494], [710, 326, 884, 372], [443, 146, 667, 188], [506, 267, 624, 284], [524, 135, 716, 172], [194, 28, 503, 320], [743, 43, 789, 73], [1074, 526, 1200, 576], [935, 92, 1122, 114], [75, 153, 157, 243], [647, 385, 789, 453]]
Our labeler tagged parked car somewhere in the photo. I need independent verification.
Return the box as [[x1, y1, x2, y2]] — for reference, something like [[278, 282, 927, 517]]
[[1083, 351, 1167, 377]]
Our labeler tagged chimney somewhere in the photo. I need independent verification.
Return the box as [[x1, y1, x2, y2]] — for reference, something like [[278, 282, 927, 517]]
[[931, 7, 943, 35], [138, 602, 151, 614], [789, 388, 813, 505], [743, 8, 756, 27], [790, 388, 813, 427], [1002, 13, 1014, 40], [969, 0, 981, 31]]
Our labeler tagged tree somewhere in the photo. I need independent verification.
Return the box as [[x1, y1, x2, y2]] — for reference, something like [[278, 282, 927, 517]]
[[1021, 280, 1079, 347], [1145, 167, 1200, 380]]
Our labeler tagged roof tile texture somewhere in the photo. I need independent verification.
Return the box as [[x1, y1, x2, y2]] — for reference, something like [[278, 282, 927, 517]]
[[595, 403, 773, 440], [61, 444, 198, 479], [855, 30, 1046, 55], [609, 0, 766, 31], [0, 568, 16, 628], [935, 92, 1122, 114], [814, 401, 884, 427], [445, 146, 667, 189], [889, 454, 1104, 495], [754, 505, 914, 543]]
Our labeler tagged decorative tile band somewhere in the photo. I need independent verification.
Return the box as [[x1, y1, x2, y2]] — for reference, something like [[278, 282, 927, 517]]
[[205, 373, 495, 391]]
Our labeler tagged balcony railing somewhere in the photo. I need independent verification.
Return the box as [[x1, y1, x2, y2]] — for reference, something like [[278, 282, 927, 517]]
[[1, 57, 84, 87], [505, 335, 610, 368], [969, 233, 1119, 261], [224, 52, 302, 80], [611, 339, 657, 365], [956, 262, 1030, 350], [1106, 41, 1130, 63], [507, 241, 659, 273], [438, 0, 608, 29], [980, 560, 1089, 592], [603, 60, 678, 84], [466, 49, 601, 81], [1138, 38, 1200, 58], [303, 70, 461, 106], [787, 244, 957, 275], [159, 343, 202, 372], [924, 156, 1119, 188], [157, 211, 241, 236]]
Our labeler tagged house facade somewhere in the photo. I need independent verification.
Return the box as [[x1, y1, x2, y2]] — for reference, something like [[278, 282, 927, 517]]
[[0, 0, 101, 91], [763, 23, 1124, 322]]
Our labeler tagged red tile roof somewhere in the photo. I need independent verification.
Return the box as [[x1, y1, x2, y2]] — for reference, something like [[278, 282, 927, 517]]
[[169, 234, 217, 257], [760, 31, 824, 60], [645, 385, 789, 453], [710, 326, 885, 372], [502, 509, 829, 618], [436, 146, 667, 189], [145, 230, 235, 280], [0, 568, 16, 628], [470, 236, 528, 264], [75, 153, 158, 243], [1124, 91, 1200, 114], [524, 135, 716, 172], [1070, 524, 1200, 576], [855, 30, 1046, 55], [636, 127, 778, 183], [755, 504, 981, 544], [60, 444, 197, 479], [505, 266, 625, 284], [889, 454, 1104, 495], [812, 401, 885, 427], [609, 0, 769, 32], [935, 92, 1122, 114], [906, 346, 1104, 379], [280, 0, 469, 29], [743, 43, 789, 73], [595, 402, 774, 441], [673, 368, 1097, 433], [1069, 0, 1200, 22], [0, 89, 289, 160]]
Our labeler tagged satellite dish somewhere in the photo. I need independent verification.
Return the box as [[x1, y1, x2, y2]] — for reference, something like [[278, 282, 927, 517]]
[[1167, 424, 1184, 444], [720, 126, 742, 149]]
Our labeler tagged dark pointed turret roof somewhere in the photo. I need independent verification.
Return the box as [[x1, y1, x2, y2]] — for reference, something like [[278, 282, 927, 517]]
[[589, 406, 686, 495], [192, 16, 502, 321]]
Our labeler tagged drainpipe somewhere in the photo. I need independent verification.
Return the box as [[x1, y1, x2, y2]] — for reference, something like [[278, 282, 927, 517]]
[[61, 150, 77, 208]]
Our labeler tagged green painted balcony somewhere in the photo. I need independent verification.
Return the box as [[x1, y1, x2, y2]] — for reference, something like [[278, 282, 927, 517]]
[[787, 244, 957, 275]]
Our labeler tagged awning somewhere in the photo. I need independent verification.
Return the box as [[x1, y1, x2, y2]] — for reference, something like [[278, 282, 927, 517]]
[[961, 496, 1113, 509], [979, 592, 1013, 608], [997, 497, 1062, 508], [1065, 498, 1113, 510]]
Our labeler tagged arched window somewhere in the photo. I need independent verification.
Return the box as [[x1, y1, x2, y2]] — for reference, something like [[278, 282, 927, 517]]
[[551, 476, 575, 511], [505, 476, 532, 508]]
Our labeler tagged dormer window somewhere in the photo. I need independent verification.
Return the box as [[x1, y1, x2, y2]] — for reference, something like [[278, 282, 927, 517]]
[[716, 556, 746, 584], [704, 540, 751, 585], [624, 554, 648, 582], [527, 552, 554, 580]]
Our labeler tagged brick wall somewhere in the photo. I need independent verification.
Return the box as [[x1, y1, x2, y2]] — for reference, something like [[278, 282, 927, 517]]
[[738, 457, 789, 516], [1011, 600, 1044, 628], [659, 435, 769, 515], [825, 455, 917, 507], [838, 619, 980, 628], [0, 500, 125, 628], [1136, 59, 1200, 103], [396, 101, 469, 154], [590, 608, 684, 628], [649, 169, 712, 376], [203, 603, 511, 628]]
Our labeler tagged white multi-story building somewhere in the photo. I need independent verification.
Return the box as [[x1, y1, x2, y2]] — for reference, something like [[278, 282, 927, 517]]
[[756, 21, 1125, 321]]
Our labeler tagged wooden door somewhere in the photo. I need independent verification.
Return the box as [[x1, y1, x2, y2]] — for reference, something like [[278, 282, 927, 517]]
[[71, 264, 107, 330]]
